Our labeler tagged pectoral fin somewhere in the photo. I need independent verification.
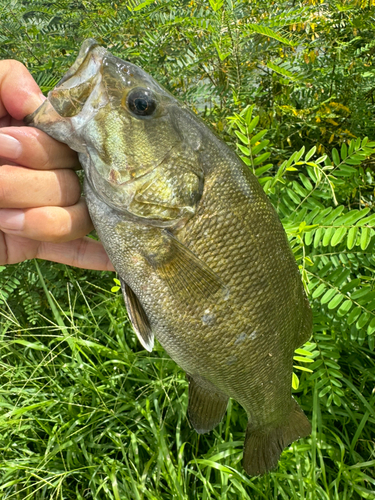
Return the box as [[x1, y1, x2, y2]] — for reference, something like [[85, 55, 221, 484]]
[[120, 279, 154, 352], [146, 230, 228, 302]]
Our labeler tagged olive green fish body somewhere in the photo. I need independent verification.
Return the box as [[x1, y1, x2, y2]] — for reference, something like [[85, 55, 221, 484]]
[[26, 39, 312, 476]]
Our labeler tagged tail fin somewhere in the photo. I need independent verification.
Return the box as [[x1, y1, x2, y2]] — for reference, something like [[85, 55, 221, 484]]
[[243, 399, 311, 476]]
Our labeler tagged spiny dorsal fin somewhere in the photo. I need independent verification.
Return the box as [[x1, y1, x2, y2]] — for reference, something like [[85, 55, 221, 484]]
[[120, 279, 154, 352]]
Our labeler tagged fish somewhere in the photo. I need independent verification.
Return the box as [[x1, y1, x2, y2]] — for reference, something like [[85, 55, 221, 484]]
[[25, 39, 312, 476]]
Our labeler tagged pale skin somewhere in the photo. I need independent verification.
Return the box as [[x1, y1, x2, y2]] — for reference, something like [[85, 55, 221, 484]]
[[0, 60, 114, 271]]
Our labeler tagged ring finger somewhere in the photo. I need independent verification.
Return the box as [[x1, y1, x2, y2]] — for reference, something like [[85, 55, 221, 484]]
[[0, 198, 94, 242]]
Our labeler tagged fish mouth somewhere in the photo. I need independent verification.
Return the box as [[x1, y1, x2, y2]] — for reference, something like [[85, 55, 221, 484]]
[[56, 39, 102, 87], [47, 40, 107, 118], [25, 39, 106, 126]]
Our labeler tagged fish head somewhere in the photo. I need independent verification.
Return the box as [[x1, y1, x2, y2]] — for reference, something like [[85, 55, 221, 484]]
[[26, 39, 204, 226]]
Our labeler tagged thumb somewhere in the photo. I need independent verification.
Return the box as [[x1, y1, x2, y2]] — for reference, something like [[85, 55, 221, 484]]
[[0, 60, 45, 120]]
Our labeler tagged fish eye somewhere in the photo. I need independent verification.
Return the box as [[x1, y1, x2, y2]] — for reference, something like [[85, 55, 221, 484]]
[[127, 88, 156, 117]]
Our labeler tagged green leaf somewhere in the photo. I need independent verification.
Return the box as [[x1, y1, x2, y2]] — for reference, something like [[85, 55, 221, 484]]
[[286, 188, 301, 204], [250, 129, 267, 146], [341, 278, 360, 293], [367, 317, 375, 335], [293, 365, 313, 373], [305, 146, 316, 162], [292, 182, 307, 197], [267, 61, 298, 80], [255, 164, 273, 176], [299, 173, 313, 190], [351, 287, 371, 300], [252, 140, 270, 155], [295, 348, 314, 356], [292, 372, 299, 390], [238, 144, 250, 155], [357, 214, 375, 226], [341, 142, 348, 160], [322, 227, 335, 246], [332, 148, 340, 166], [360, 227, 372, 250], [319, 386, 331, 398], [312, 283, 326, 299], [313, 227, 324, 248], [348, 306, 362, 325], [321, 288, 337, 304], [313, 207, 333, 225], [249, 25, 296, 46], [337, 299, 353, 317], [328, 294, 344, 310], [247, 115, 259, 133], [332, 394, 342, 406], [208, 0, 224, 11], [253, 152, 271, 166], [334, 208, 370, 226], [235, 130, 248, 145], [347, 226, 358, 250], [128, 0, 155, 11], [321, 206, 345, 225], [337, 164, 357, 175], [334, 268, 351, 288], [331, 227, 347, 246], [356, 312, 370, 329], [293, 356, 314, 363], [304, 230, 314, 246]]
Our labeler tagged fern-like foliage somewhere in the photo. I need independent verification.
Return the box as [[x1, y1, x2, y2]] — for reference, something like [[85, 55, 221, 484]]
[[230, 107, 375, 408]]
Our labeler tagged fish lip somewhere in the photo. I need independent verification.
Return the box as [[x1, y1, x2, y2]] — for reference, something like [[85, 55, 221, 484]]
[[56, 38, 103, 87]]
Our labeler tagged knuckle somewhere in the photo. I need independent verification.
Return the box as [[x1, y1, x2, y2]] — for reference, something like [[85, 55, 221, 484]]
[[59, 169, 81, 205], [44, 210, 72, 242], [0, 166, 13, 206], [0, 231, 8, 265]]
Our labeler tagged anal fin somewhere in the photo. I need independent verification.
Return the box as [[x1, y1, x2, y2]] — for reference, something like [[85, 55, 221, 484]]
[[187, 375, 228, 434], [243, 398, 311, 476], [120, 279, 154, 352]]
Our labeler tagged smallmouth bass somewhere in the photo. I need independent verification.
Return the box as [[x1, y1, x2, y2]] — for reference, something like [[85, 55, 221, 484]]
[[26, 39, 312, 475]]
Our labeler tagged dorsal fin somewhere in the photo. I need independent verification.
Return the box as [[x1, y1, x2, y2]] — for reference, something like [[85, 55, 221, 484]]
[[120, 279, 154, 352]]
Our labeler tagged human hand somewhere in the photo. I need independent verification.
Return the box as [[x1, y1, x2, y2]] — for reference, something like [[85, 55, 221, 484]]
[[0, 60, 114, 271]]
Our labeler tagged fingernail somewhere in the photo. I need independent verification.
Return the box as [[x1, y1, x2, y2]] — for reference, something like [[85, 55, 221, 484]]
[[0, 209, 25, 231], [0, 133, 22, 160]]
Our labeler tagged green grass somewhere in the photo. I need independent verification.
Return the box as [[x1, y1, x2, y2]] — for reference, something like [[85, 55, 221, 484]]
[[0, 261, 374, 499]]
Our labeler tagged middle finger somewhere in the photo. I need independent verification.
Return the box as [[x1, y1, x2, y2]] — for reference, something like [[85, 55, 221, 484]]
[[0, 164, 81, 208]]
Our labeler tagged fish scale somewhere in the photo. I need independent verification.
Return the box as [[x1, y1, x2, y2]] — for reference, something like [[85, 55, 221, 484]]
[[26, 38, 312, 476]]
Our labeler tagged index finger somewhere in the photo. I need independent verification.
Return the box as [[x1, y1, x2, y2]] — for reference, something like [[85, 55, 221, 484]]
[[0, 126, 80, 170]]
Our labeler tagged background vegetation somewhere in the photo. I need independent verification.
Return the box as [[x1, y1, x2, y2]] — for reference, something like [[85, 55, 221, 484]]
[[0, 0, 375, 498]]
